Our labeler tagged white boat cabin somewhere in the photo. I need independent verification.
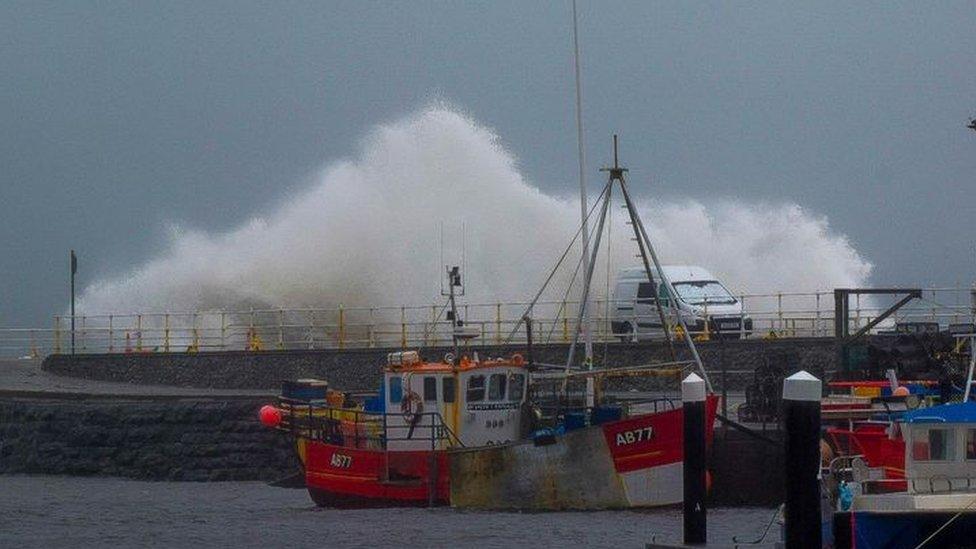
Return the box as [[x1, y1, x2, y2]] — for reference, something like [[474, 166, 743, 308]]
[[383, 351, 528, 451], [902, 401, 976, 494]]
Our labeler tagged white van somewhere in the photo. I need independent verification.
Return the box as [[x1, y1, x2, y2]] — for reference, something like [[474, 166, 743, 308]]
[[610, 265, 752, 340]]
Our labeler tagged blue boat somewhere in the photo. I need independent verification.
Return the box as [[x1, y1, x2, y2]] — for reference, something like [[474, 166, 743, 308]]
[[833, 400, 976, 548]]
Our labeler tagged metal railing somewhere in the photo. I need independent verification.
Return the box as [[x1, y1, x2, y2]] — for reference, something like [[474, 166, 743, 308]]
[[275, 397, 462, 451], [1, 287, 974, 357]]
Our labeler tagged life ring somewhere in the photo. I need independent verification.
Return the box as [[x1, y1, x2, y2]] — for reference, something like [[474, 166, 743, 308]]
[[511, 353, 525, 366], [401, 390, 423, 425]]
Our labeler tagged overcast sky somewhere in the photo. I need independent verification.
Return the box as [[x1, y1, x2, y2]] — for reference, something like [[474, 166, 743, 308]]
[[1, 1, 974, 327]]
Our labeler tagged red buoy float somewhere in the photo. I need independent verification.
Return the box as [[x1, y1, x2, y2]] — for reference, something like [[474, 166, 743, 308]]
[[259, 405, 282, 427]]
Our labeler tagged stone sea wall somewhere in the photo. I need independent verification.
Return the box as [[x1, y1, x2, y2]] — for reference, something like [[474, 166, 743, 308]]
[[42, 338, 837, 391], [0, 394, 783, 505], [0, 397, 299, 481]]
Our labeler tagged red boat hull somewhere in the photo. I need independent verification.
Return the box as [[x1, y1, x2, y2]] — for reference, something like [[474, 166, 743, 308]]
[[304, 444, 451, 507], [302, 396, 718, 508]]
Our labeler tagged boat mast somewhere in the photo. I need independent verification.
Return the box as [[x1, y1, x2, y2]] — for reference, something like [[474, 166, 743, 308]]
[[564, 136, 712, 391], [615, 152, 712, 390], [605, 136, 677, 363], [571, 0, 595, 406], [445, 265, 462, 362], [964, 334, 976, 403]]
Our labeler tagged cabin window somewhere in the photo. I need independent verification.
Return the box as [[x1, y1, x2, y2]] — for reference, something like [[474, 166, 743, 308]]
[[509, 373, 525, 402], [467, 375, 485, 402], [423, 376, 437, 402], [488, 374, 507, 401], [636, 282, 656, 304], [913, 427, 955, 461], [389, 377, 403, 404], [967, 429, 976, 460], [443, 377, 456, 403]]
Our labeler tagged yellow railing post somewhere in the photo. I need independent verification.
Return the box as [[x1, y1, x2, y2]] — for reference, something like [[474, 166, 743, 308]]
[[495, 303, 502, 345], [53, 315, 61, 354], [401, 306, 407, 349], [562, 307, 569, 343], [777, 293, 783, 333], [815, 292, 821, 337], [192, 312, 200, 351], [278, 309, 285, 350], [431, 305, 438, 346], [308, 311, 315, 350], [368, 308, 375, 348], [338, 304, 345, 349], [739, 295, 746, 338], [136, 314, 143, 352], [703, 301, 710, 339]]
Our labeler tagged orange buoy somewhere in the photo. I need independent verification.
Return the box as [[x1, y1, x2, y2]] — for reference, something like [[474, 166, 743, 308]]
[[893, 386, 910, 397], [259, 405, 282, 427]]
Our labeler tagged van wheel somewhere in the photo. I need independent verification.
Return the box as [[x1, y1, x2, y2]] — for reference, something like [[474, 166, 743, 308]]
[[617, 323, 635, 343]]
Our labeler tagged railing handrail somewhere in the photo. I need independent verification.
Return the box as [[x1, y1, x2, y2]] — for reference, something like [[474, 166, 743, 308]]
[[1, 286, 973, 357], [49, 285, 976, 318], [276, 398, 464, 448]]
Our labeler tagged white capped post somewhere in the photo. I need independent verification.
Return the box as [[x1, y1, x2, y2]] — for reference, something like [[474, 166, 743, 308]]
[[782, 370, 822, 402], [782, 370, 822, 549], [682, 371, 707, 544], [682, 372, 707, 403]]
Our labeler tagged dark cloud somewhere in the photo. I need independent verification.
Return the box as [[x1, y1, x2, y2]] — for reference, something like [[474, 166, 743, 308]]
[[1, 1, 974, 326]]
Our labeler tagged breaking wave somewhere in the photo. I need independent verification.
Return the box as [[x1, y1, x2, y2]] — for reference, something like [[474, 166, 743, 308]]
[[76, 106, 872, 319]]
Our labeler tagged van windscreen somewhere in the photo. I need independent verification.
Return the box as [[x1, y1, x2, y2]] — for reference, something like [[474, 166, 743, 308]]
[[672, 281, 736, 305]]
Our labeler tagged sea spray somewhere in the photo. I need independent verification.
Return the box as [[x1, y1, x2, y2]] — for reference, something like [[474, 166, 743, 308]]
[[74, 106, 871, 346]]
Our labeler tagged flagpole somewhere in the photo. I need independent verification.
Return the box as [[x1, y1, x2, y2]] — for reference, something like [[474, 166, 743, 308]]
[[70, 249, 76, 355]]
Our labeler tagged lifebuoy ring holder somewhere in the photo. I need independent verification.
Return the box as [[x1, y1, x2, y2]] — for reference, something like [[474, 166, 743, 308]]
[[401, 390, 423, 425]]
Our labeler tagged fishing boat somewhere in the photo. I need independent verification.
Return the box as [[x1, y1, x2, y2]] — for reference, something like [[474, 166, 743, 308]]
[[259, 137, 721, 509], [262, 352, 718, 509], [828, 334, 976, 547], [823, 379, 940, 494], [823, 336, 975, 495], [832, 400, 976, 548]]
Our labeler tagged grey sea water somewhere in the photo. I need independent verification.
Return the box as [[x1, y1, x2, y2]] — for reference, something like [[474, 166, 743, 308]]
[[0, 476, 777, 548]]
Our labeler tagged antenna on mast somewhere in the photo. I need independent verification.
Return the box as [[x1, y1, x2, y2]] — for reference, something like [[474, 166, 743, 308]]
[[601, 136, 675, 362], [565, 135, 712, 391], [570, 0, 595, 405]]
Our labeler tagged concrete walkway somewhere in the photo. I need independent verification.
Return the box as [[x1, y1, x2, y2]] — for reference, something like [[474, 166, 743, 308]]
[[0, 358, 273, 399]]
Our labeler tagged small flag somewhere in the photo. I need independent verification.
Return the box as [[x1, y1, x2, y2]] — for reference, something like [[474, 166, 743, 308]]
[[70, 250, 77, 275]]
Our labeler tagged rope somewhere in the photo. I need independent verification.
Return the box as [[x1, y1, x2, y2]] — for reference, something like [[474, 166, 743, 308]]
[[733, 504, 783, 544], [503, 181, 611, 344], [543, 242, 586, 345], [602, 196, 612, 367], [913, 491, 976, 548]]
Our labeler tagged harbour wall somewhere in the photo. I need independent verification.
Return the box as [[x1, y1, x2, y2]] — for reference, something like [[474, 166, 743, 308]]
[[0, 395, 299, 482], [0, 393, 783, 505], [19, 340, 811, 504], [42, 338, 837, 391]]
